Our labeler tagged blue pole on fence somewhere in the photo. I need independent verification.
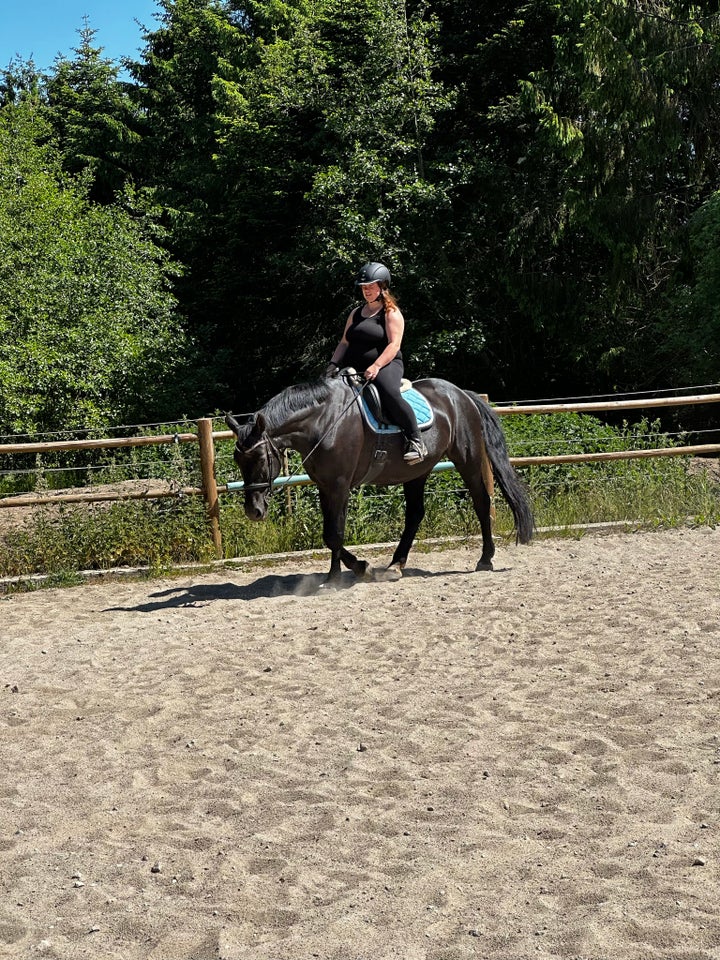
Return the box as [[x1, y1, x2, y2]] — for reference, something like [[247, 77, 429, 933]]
[[225, 460, 457, 492]]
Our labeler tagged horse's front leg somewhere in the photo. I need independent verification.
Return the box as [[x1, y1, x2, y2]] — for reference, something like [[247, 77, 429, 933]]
[[318, 486, 358, 587]]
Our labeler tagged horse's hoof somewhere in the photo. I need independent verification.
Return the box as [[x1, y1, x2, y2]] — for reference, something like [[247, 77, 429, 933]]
[[374, 565, 403, 583], [357, 563, 375, 582], [318, 578, 342, 591], [475, 560, 494, 572]]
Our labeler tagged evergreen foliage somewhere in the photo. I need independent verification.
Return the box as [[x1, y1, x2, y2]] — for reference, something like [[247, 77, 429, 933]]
[[46, 22, 141, 204], [1, 1, 720, 432]]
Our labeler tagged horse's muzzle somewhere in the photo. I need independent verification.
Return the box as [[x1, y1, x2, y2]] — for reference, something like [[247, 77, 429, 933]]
[[244, 499, 267, 521]]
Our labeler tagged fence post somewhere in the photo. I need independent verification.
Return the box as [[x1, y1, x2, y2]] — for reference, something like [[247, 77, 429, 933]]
[[197, 418, 223, 559], [283, 450, 293, 515], [479, 394, 496, 522]]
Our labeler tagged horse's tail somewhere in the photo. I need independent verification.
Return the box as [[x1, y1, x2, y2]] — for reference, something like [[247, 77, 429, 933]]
[[464, 390, 534, 544]]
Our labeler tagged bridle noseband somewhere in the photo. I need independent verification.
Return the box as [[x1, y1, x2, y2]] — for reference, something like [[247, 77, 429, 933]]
[[236, 433, 283, 493]]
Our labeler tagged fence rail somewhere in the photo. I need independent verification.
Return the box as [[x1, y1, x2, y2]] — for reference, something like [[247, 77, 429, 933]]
[[1, 392, 719, 559], [492, 392, 720, 415], [0, 432, 199, 456]]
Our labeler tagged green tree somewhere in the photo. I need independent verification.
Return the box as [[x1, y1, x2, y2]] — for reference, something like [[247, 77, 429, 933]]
[[412, 0, 562, 392], [0, 56, 45, 106], [127, 0, 249, 407], [46, 21, 140, 203], [134, 0, 451, 405], [76, 0, 720, 408], [498, 0, 720, 389], [0, 97, 188, 433], [656, 191, 720, 386]]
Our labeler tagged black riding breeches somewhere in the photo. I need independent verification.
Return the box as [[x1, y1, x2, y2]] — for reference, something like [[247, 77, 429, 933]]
[[374, 358, 421, 440]]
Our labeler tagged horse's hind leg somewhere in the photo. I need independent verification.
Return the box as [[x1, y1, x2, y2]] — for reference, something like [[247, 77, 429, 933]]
[[385, 476, 428, 577], [466, 475, 495, 571]]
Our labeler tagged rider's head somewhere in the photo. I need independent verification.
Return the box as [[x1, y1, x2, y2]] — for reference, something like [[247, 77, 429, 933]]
[[356, 262, 395, 307], [356, 261, 391, 290]]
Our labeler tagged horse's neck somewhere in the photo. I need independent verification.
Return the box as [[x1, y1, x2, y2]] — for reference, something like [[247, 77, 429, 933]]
[[262, 381, 342, 453], [266, 405, 333, 453]]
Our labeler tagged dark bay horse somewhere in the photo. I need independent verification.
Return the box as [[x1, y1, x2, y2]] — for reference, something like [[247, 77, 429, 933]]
[[225, 376, 533, 585]]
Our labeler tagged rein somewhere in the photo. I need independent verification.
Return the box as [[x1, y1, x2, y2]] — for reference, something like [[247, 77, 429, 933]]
[[238, 376, 370, 493]]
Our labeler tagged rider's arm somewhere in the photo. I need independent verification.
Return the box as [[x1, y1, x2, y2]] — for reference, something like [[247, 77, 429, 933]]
[[328, 311, 355, 367]]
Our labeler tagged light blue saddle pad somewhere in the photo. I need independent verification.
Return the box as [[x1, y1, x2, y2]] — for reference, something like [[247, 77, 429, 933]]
[[361, 385, 433, 434]]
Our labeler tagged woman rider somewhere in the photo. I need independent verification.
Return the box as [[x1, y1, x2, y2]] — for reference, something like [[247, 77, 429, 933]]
[[326, 262, 428, 463]]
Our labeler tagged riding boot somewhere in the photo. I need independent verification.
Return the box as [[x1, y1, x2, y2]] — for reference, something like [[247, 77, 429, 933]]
[[403, 435, 428, 463]]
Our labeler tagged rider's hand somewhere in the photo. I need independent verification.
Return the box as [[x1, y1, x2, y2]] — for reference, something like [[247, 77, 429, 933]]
[[325, 362, 340, 378], [364, 364, 380, 381]]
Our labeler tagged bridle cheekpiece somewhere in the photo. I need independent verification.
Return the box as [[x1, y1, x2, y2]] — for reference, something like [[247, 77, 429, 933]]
[[236, 431, 283, 494]]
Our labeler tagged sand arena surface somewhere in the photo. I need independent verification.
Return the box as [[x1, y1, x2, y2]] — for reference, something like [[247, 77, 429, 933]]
[[1, 526, 719, 960]]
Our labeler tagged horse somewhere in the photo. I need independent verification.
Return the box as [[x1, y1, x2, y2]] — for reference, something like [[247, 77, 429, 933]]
[[225, 374, 533, 585]]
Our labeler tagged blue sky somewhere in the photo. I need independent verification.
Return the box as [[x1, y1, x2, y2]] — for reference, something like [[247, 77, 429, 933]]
[[0, 0, 163, 72]]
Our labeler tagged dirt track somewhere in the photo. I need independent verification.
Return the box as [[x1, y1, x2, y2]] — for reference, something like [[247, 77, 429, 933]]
[[1, 526, 719, 959]]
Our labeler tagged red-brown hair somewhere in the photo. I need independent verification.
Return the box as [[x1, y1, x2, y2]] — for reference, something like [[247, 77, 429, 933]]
[[380, 287, 398, 310]]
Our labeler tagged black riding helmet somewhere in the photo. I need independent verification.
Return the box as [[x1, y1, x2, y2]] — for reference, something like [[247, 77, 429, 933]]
[[356, 261, 391, 288]]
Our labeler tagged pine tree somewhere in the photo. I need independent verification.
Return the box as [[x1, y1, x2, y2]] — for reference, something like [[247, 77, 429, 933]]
[[46, 20, 140, 203]]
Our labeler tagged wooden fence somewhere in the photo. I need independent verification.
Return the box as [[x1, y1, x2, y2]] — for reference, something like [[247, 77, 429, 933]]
[[1, 391, 719, 559]]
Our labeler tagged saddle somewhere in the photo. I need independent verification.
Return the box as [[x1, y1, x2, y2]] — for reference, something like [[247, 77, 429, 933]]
[[342, 369, 433, 434]]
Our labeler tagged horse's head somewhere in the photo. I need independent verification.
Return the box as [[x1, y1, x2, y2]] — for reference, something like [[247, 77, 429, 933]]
[[225, 412, 282, 521]]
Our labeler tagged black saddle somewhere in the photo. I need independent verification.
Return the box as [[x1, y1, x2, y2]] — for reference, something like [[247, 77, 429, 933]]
[[341, 369, 433, 433]]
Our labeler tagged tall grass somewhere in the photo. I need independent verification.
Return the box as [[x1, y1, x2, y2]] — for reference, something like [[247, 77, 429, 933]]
[[0, 413, 718, 581]]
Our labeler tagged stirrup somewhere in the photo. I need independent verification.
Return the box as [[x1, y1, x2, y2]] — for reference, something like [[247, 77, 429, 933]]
[[403, 438, 427, 463]]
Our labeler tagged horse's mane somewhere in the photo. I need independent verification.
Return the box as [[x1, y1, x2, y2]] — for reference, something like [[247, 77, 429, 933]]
[[260, 379, 333, 430]]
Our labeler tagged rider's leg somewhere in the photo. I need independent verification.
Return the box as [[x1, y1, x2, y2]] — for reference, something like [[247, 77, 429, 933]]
[[373, 362, 427, 461]]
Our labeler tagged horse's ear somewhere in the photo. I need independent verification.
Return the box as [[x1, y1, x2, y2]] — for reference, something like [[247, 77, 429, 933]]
[[225, 412, 261, 437], [253, 412, 267, 435], [225, 412, 242, 436]]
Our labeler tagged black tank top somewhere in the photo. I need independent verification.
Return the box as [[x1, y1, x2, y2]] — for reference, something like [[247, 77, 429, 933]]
[[343, 306, 403, 369]]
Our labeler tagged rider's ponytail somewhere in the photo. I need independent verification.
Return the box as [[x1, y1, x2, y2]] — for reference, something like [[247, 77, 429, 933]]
[[379, 287, 398, 310]]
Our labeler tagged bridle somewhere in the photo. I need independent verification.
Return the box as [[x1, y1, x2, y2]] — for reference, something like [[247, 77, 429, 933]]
[[235, 433, 283, 493]]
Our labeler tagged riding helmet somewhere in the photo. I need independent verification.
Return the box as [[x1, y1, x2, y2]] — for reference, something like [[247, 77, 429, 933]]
[[356, 261, 391, 287]]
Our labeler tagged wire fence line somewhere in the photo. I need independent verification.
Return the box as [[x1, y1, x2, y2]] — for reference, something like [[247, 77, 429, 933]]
[[492, 391, 720, 416], [2, 380, 719, 443], [499, 382, 720, 406], [0, 418, 204, 443], [1, 390, 719, 527], [2, 423, 719, 479]]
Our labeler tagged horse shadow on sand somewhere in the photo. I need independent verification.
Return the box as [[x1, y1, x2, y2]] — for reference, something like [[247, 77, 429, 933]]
[[102, 563, 510, 613]]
